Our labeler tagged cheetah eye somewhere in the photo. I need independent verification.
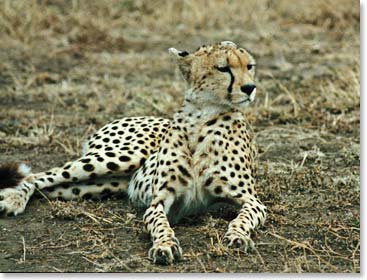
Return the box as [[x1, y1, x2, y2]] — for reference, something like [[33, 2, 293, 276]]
[[247, 64, 256, 70], [215, 66, 231, 72]]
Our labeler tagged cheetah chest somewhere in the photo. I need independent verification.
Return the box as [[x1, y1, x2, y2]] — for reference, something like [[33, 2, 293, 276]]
[[186, 113, 255, 203]]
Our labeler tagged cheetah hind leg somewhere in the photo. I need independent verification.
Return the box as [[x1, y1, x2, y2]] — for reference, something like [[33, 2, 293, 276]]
[[0, 165, 130, 216], [42, 176, 129, 201], [0, 151, 144, 216]]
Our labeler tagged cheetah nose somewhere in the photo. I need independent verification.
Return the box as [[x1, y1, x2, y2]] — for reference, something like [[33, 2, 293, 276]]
[[240, 84, 256, 95]]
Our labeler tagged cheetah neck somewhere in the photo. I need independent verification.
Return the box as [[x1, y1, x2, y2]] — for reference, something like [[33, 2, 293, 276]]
[[181, 98, 240, 123], [181, 88, 248, 120], [176, 95, 246, 150]]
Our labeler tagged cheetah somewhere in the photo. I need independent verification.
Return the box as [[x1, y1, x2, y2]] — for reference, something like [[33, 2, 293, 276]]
[[0, 41, 267, 265]]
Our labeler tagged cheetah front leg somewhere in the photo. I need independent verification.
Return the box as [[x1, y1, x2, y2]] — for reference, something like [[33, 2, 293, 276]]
[[223, 196, 267, 251], [140, 120, 192, 264], [143, 195, 182, 265]]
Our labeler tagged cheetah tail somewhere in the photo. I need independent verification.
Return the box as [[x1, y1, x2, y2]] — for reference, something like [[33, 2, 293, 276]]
[[0, 163, 31, 189]]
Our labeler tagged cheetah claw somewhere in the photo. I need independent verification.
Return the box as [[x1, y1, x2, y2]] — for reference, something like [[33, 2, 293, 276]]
[[148, 237, 183, 265], [223, 232, 255, 252]]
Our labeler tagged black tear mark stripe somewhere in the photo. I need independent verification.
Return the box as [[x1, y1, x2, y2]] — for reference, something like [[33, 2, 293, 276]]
[[216, 65, 235, 97], [227, 67, 235, 95], [225, 58, 235, 97]]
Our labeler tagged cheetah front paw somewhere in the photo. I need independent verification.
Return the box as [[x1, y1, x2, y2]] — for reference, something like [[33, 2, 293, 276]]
[[148, 237, 183, 265], [223, 231, 255, 252], [0, 188, 28, 216]]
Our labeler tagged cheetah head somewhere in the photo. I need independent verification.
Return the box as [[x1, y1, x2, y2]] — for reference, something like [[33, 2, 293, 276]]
[[169, 41, 256, 109]]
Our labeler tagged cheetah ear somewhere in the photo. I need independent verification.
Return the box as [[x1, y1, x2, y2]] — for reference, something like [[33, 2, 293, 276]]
[[220, 41, 237, 48], [168, 47, 193, 82], [168, 48, 190, 58]]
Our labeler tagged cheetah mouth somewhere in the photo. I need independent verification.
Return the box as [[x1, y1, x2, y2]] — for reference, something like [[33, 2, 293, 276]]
[[231, 90, 256, 105], [236, 99, 251, 104], [232, 98, 252, 105]]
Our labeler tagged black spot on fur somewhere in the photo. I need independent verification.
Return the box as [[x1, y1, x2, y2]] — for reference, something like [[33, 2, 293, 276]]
[[101, 188, 112, 195], [167, 187, 176, 193], [205, 118, 217, 126], [107, 162, 119, 171], [178, 176, 188, 186], [214, 186, 222, 194], [72, 188, 80, 195], [204, 177, 214, 187], [82, 193, 93, 200], [62, 171, 70, 179], [198, 136, 205, 143], [83, 164, 95, 172], [119, 155, 131, 162], [178, 165, 191, 178], [64, 164, 71, 170], [158, 182, 168, 191]]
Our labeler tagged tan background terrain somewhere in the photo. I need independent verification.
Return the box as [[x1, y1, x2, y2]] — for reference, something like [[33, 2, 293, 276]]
[[0, 0, 360, 272]]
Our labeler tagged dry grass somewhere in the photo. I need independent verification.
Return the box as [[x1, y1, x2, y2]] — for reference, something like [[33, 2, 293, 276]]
[[0, 0, 360, 273]]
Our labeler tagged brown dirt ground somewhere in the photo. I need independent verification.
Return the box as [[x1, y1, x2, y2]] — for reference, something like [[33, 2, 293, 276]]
[[0, 0, 360, 273]]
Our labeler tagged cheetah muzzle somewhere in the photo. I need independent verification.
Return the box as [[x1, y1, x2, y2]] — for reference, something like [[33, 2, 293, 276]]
[[0, 41, 267, 265]]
